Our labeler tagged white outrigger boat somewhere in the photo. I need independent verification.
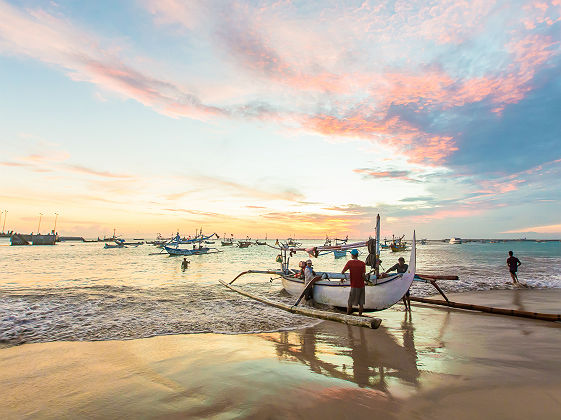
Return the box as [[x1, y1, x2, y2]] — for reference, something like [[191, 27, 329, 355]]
[[228, 215, 431, 311], [226, 214, 457, 311], [280, 234, 415, 310]]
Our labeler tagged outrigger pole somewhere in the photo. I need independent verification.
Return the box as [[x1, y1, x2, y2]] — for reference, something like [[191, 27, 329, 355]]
[[219, 279, 382, 329], [410, 296, 561, 322]]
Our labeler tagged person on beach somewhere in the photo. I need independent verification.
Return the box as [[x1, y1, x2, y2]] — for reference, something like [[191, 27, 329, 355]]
[[342, 249, 367, 316], [304, 260, 321, 306], [181, 258, 190, 270], [384, 257, 411, 310], [507, 251, 521, 284]]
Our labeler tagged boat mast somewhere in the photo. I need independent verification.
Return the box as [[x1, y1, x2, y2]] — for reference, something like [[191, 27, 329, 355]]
[[375, 214, 381, 277], [53, 213, 59, 234], [37, 213, 43, 234]]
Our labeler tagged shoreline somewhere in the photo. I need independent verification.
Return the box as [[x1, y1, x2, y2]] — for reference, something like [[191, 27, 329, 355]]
[[2, 288, 561, 418]]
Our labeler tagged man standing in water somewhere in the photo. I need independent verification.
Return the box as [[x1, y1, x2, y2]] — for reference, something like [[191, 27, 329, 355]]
[[342, 249, 367, 316], [507, 251, 521, 285], [181, 258, 190, 270]]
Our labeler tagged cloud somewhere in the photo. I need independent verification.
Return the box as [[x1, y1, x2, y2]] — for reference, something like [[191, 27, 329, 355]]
[[63, 164, 134, 179], [0, 1, 224, 120], [354, 168, 419, 182], [502, 223, 561, 233], [186, 175, 304, 202], [162, 208, 222, 217]]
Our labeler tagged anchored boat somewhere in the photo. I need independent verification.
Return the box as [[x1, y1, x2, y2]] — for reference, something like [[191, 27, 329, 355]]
[[164, 231, 221, 256], [228, 215, 424, 311]]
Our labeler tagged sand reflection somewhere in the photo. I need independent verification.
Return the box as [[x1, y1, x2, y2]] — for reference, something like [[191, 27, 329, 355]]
[[261, 314, 423, 393]]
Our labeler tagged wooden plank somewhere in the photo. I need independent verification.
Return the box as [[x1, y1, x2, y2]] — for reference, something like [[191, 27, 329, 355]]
[[219, 280, 382, 329], [410, 296, 561, 322]]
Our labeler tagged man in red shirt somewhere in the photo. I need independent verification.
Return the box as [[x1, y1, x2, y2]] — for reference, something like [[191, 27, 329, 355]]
[[342, 249, 367, 316]]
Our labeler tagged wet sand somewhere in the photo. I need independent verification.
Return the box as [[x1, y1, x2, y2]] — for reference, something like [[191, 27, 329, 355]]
[[1, 289, 561, 419]]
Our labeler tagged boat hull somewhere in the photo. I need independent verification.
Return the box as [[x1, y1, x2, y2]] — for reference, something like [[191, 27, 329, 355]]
[[165, 246, 211, 255], [333, 250, 347, 258]]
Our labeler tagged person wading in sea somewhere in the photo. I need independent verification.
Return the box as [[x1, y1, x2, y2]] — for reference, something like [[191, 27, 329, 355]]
[[385, 257, 411, 311], [181, 258, 190, 270], [342, 249, 367, 316], [507, 251, 522, 285]]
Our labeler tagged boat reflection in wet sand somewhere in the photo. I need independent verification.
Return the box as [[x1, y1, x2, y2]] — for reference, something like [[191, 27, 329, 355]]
[[260, 313, 424, 391]]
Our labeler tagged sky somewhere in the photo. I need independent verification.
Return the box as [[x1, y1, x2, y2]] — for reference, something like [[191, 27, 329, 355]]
[[0, 0, 560, 239]]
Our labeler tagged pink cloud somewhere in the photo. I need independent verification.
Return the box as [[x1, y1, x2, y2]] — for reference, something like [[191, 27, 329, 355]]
[[353, 169, 417, 182], [306, 113, 456, 165], [409, 206, 485, 223], [503, 223, 561, 233], [0, 1, 223, 121]]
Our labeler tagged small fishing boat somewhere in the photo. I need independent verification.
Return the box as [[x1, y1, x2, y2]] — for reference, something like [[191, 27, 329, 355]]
[[104, 239, 126, 249], [255, 235, 267, 245], [449, 237, 462, 244], [287, 238, 302, 247], [389, 235, 407, 252], [205, 241, 215, 244], [238, 238, 252, 248], [332, 237, 349, 258], [380, 238, 390, 249], [164, 245, 214, 255], [164, 231, 220, 256], [221, 234, 234, 246], [120, 241, 144, 246]]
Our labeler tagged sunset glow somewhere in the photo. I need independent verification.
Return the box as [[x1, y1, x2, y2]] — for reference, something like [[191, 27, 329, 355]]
[[1, 0, 560, 238]]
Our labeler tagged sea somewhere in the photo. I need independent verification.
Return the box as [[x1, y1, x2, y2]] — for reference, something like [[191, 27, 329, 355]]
[[1, 238, 560, 347]]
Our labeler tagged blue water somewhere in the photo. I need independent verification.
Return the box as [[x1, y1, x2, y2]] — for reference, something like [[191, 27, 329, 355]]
[[1, 238, 559, 346]]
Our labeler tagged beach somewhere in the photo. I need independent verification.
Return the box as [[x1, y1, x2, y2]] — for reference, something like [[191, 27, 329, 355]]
[[2, 289, 560, 419]]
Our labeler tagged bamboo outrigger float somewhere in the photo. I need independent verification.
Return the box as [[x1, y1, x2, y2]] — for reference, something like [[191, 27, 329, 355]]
[[410, 296, 561, 322], [219, 279, 382, 329]]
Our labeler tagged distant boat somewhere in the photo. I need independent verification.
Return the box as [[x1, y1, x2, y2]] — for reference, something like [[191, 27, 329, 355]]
[[164, 245, 213, 255], [238, 238, 252, 248], [104, 240, 125, 249], [164, 231, 220, 255], [221, 234, 234, 246], [333, 237, 349, 258], [287, 238, 302, 247], [10, 233, 57, 246], [389, 235, 407, 252], [449, 237, 462, 244]]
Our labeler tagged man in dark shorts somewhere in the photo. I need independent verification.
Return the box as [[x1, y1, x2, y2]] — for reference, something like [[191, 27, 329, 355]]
[[385, 257, 411, 310], [342, 249, 367, 316], [507, 251, 521, 284]]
